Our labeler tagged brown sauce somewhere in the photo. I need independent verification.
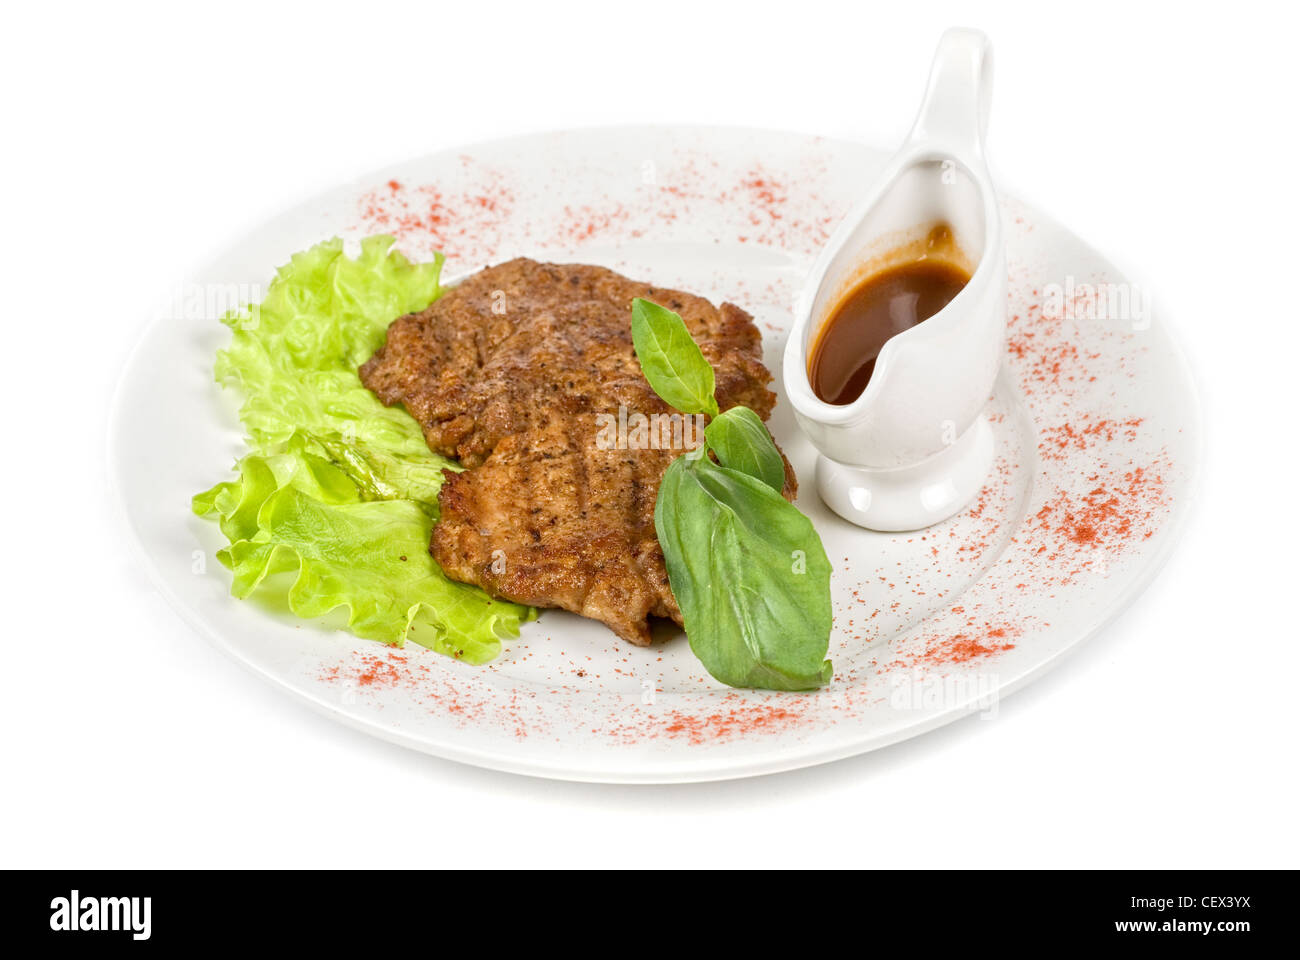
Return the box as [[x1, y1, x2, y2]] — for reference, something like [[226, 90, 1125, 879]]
[[809, 225, 971, 405]]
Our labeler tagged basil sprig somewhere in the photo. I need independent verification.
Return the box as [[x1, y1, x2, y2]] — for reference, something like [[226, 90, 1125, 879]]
[[631, 298, 833, 691]]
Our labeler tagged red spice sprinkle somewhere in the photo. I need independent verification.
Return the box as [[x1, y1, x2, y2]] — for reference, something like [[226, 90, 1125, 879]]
[[1039, 416, 1144, 461], [658, 703, 804, 745]]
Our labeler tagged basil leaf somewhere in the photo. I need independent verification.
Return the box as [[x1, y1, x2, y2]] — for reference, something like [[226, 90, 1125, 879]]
[[704, 406, 786, 493], [655, 456, 833, 690], [630, 298, 720, 417]]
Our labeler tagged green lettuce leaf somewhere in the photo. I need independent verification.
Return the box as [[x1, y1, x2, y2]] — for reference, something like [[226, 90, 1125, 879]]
[[196, 446, 528, 661], [194, 235, 534, 659], [213, 235, 450, 507]]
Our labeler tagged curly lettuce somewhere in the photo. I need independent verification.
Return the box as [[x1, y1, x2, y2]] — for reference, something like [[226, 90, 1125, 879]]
[[211, 235, 452, 506], [193, 236, 533, 660]]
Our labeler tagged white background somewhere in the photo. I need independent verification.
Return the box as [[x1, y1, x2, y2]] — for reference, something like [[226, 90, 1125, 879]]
[[3, 1, 1297, 868]]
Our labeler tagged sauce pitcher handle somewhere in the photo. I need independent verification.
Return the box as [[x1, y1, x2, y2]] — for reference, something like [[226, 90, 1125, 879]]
[[906, 28, 994, 161]]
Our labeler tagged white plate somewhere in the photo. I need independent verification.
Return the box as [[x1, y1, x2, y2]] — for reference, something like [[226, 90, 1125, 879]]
[[110, 126, 1199, 783]]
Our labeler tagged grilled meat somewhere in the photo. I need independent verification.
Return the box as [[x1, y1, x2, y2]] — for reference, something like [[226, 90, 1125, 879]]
[[360, 258, 792, 645]]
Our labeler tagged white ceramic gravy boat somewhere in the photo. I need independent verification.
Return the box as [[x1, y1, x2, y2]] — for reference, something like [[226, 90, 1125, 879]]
[[783, 27, 1006, 532]]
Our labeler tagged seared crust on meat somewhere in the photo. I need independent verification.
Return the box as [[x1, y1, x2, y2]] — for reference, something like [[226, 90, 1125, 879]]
[[359, 258, 794, 645]]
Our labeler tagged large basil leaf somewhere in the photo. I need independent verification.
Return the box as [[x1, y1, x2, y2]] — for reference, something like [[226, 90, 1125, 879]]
[[655, 456, 833, 690]]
